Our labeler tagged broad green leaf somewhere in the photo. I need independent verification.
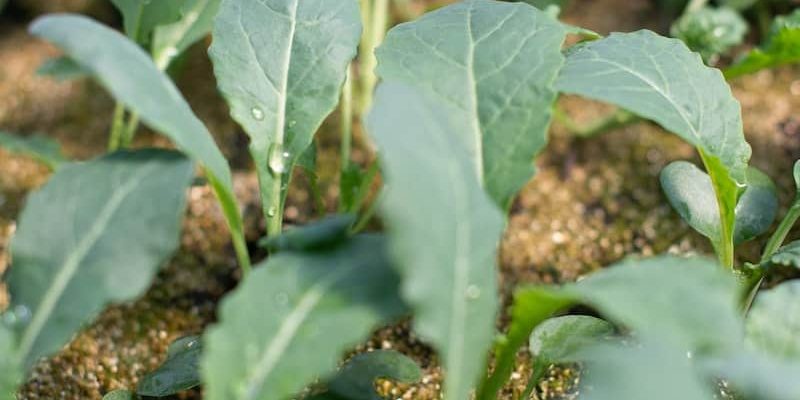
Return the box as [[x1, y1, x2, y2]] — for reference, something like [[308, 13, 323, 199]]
[[702, 352, 800, 400], [103, 389, 138, 400], [7, 150, 194, 370], [0, 324, 21, 400], [209, 0, 361, 227], [580, 340, 712, 400], [376, 0, 567, 209], [725, 9, 800, 79], [152, 0, 221, 69], [259, 214, 356, 253], [327, 350, 422, 400], [30, 15, 244, 253], [556, 30, 750, 267], [574, 256, 742, 353], [202, 235, 406, 400], [670, 6, 747, 62], [37, 56, 88, 82], [767, 240, 800, 268], [660, 162, 778, 245], [746, 280, 800, 360], [477, 287, 575, 400], [0, 131, 66, 170], [367, 83, 505, 400], [110, 0, 183, 45], [528, 315, 614, 384], [137, 336, 202, 396]]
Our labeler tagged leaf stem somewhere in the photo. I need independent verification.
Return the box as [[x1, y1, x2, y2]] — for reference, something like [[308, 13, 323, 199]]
[[120, 112, 140, 148], [339, 66, 355, 213], [553, 107, 640, 139], [762, 197, 800, 263], [207, 173, 252, 276], [350, 189, 383, 234], [109, 103, 126, 151], [358, 0, 390, 113]]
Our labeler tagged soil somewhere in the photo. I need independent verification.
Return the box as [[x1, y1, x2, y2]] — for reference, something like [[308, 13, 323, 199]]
[[1, 0, 799, 399]]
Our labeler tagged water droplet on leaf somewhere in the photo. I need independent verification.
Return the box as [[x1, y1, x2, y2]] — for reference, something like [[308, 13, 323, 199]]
[[466, 285, 481, 300], [268, 145, 291, 176], [267, 207, 277, 217], [251, 107, 265, 121]]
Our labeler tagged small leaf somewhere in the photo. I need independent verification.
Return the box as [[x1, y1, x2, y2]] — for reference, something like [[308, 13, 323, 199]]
[[103, 389, 138, 400], [110, 0, 183, 45], [580, 340, 713, 400], [746, 280, 800, 360], [137, 336, 202, 397], [327, 350, 422, 400], [660, 161, 778, 245], [0, 131, 66, 170], [367, 83, 505, 400], [30, 15, 243, 249], [259, 214, 356, 253], [767, 240, 800, 269], [557, 30, 750, 261], [202, 235, 406, 400], [670, 6, 747, 62], [377, 0, 567, 209], [528, 315, 614, 384], [209, 0, 361, 226], [152, 0, 222, 69], [725, 9, 800, 78], [36, 56, 88, 82], [7, 150, 194, 370], [0, 324, 21, 400]]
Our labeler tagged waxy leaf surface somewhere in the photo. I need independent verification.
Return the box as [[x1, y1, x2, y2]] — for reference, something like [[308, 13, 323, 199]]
[[528, 315, 614, 383], [327, 350, 422, 400], [152, 0, 221, 69], [376, 0, 566, 209], [210, 0, 361, 224], [367, 83, 504, 400], [137, 336, 202, 396], [746, 281, 800, 360], [7, 150, 193, 370], [202, 235, 406, 400], [111, 0, 183, 45]]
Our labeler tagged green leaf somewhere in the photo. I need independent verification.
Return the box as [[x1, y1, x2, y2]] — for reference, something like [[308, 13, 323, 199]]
[[557, 30, 750, 267], [528, 315, 614, 384], [579, 340, 712, 400], [137, 336, 202, 396], [660, 162, 778, 245], [102, 389, 138, 400], [152, 0, 221, 69], [37, 56, 88, 82], [746, 280, 800, 360], [110, 0, 184, 45], [0, 131, 66, 170], [703, 352, 800, 400], [718, 0, 757, 10], [367, 83, 505, 400], [209, 0, 361, 228], [0, 324, 21, 400], [259, 214, 356, 253], [7, 149, 194, 370], [326, 350, 422, 400], [767, 240, 800, 268], [515, 0, 564, 9], [202, 235, 406, 400], [670, 6, 747, 62], [376, 0, 567, 209], [29, 15, 244, 259], [725, 9, 800, 78]]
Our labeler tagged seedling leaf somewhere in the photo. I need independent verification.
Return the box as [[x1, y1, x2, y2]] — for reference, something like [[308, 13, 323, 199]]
[[725, 10, 800, 79], [327, 350, 422, 400], [7, 150, 194, 370], [209, 0, 361, 229], [202, 235, 406, 400], [528, 315, 614, 385], [152, 0, 221, 69], [36, 56, 88, 82], [137, 336, 202, 396], [376, 0, 567, 209], [746, 281, 800, 360], [557, 30, 750, 267], [0, 131, 66, 170], [767, 241, 800, 269], [367, 82, 505, 400], [110, 0, 183, 45], [259, 214, 356, 253], [670, 6, 747, 62]]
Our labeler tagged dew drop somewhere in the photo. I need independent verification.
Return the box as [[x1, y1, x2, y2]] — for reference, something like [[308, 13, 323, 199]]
[[267, 207, 277, 217], [2, 305, 31, 328], [267, 144, 290, 176], [251, 106, 265, 121], [288, 120, 297, 128], [466, 285, 481, 300]]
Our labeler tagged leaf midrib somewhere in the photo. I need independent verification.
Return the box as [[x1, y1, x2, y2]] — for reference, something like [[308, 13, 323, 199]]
[[17, 162, 159, 362]]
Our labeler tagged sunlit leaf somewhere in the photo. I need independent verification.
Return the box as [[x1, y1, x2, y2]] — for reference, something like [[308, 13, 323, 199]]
[[725, 9, 800, 78]]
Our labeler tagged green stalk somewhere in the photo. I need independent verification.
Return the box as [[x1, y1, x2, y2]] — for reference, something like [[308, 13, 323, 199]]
[[109, 103, 127, 151], [350, 190, 383, 234], [120, 112, 140, 148], [207, 174, 252, 276], [762, 197, 800, 263], [359, 0, 390, 113], [339, 66, 355, 213]]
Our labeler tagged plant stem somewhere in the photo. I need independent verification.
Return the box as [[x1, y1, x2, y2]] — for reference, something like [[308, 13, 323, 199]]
[[553, 107, 640, 138], [349, 160, 380, 213], [755, 0, 772, 39], [207, 173, 252, 276], [351, 190, 383, 234], [109, 103, 127, 151], [359, 0, 390, 113], [685, 0, 708, 13], [762, 198, 800, 262], [266, 177, 284, 238], [121, 112, 140, 148], [339, 66, 355, 213]]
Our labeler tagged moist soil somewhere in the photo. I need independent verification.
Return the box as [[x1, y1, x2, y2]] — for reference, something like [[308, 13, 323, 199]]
[[1, 0, 799, 399]]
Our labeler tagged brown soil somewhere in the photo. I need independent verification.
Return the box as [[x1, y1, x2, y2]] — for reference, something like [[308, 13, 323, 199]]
[[1, 0, 799, 399]]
